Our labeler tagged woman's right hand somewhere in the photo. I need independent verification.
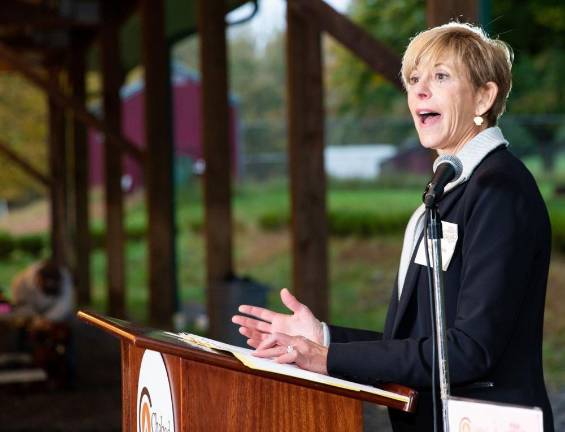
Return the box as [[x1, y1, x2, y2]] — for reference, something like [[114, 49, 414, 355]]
[[232, 288, 324, 349]]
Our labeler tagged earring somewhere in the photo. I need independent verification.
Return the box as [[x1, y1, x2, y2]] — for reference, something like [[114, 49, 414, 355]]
[[473, 115, 484, 126]]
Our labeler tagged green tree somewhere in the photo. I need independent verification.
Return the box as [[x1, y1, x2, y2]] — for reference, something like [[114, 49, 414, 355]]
[[327, 0, 565, 116], [174, 28, 287, 123], [0, 74, 47, 202], [490, 0, 565, 168], [326, 0, 426, 118], [490, 0, 565, 114], [174, 28, 287, 159], [228, 28, 286, 122]]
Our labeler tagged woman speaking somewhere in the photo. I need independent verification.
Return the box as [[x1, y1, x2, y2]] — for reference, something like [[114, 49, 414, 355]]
[[232, 22, 554, 431]]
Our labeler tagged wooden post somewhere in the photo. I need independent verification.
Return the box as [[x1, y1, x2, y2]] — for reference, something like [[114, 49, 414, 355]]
[[140, 0, 177, 326], [197, 0, 234, 340], [69, 32, 91, 306], [48, 68, 68, 266], [427, 0, 478, 26], [101, 3, 125, 317], [286, 6, 328, 320]]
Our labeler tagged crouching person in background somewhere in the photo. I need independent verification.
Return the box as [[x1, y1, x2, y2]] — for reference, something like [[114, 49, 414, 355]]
[[11, 259, 75, 326], [8, 259, 76, 388]]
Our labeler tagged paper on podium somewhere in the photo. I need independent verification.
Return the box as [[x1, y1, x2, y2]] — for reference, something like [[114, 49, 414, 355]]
[[170, 332, 409, 404]]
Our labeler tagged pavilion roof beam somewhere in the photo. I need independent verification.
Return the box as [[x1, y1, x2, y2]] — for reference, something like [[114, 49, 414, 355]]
[[287, 0, 403, 90], [0, 139, 51, 187], [0, 42, 145, 164], [0, 2, 99, 29], [0, 36, 67, 52]]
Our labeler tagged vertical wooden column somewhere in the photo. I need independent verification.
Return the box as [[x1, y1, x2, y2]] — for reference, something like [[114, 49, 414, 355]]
[[48, 68, 68, 266], [101, 4, 125, 317], [286, 6, 328, 320], [140, 0, 177, 326], [197, 0, 234, 340], [69, 32, 91, 305], [427, 0, 478, 26]]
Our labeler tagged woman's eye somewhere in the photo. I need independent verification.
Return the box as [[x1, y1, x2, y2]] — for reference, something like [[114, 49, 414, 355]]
[[435, 72, 449, 81], [408, 76, 419, 85]]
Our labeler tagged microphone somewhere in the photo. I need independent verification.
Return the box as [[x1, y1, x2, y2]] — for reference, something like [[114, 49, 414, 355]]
[[423, 155, 463, 207]]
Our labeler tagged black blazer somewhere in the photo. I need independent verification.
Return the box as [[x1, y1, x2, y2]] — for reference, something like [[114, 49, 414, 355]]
[[327, 147, 554, 431]]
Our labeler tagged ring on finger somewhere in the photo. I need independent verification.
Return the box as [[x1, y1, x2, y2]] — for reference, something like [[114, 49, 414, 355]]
[[286, 345, 294, 354]]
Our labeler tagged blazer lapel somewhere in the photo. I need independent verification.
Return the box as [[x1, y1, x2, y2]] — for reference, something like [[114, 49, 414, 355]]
[[388, 183, 467, 338]]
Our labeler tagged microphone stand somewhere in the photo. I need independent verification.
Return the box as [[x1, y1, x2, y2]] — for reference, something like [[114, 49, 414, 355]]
[[425, 198, 451, 432]]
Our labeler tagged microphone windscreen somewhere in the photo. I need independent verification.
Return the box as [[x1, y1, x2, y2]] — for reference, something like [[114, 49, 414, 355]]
[[432, 155, 463, 182]]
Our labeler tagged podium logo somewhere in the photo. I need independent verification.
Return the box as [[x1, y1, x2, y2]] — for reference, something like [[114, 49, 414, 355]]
[[137, 350, 175, 432], [459, 417, 471, 432], [139, 387, 152, 432]]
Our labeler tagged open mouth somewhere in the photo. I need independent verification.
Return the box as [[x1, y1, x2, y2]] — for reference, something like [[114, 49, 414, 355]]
[[418, 111, 441, 125]]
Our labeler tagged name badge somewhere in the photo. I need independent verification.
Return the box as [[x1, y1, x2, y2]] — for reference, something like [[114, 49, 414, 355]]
[[414, 221, 458, 271]]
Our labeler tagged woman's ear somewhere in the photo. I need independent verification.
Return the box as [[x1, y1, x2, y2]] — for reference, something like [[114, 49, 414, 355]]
[[476, 81, 498, 116]]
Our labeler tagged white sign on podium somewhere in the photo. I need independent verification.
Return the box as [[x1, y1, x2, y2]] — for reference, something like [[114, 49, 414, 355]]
[[447, 396, 544, 432]]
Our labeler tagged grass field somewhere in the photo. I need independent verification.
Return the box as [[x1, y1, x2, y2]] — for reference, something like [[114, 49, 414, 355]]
[[1, 178, 564, 385]]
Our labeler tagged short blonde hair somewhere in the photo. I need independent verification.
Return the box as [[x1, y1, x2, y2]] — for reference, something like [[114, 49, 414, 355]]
[[401, 22, 513, 126]]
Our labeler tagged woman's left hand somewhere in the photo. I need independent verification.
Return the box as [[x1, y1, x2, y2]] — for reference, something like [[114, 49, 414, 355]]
[[253, 332, 329, 375]]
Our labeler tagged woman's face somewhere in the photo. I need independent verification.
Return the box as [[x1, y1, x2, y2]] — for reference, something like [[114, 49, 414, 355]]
[[406, 57, 486, 155]]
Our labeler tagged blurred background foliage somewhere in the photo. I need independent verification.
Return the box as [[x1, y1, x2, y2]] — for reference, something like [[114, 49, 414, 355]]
[[174, 0, 565, 172], [0, 75, 47, 203], [2, 0, 565, 202]]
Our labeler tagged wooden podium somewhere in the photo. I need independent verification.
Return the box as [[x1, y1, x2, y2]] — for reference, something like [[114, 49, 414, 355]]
[[78, 311, 417, 431]]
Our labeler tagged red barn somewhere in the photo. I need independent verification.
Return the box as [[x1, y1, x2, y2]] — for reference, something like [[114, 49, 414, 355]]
[[89, 62, 240, 192]]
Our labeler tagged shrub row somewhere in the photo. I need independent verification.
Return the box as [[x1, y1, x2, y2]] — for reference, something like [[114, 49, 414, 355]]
[[259, 207, 565, 250], [550, 210, 565, 253], [0, 226, 148, 258], [5, 209, 565, 256], [258, 209, 412, 237], [0, 232, 47, 258], [90, 225, 146, 250], [329, 210, 411, 237]]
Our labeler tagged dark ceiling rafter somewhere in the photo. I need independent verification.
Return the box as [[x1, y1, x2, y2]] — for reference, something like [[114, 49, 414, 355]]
[[0, 0, 86, 26], [0, 139, 52, 187]]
